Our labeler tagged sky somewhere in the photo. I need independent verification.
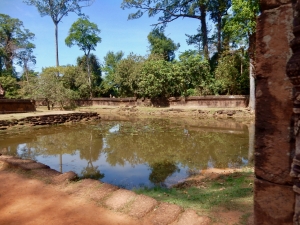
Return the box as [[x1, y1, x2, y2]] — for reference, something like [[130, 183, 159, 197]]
[[0, 0, 201, 73]]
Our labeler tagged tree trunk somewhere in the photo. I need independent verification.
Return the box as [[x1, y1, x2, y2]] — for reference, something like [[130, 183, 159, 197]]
[[86, 53, 92, 98], [249, 59, 255, 111], [248, 33, 256, 112], [55, 22, 59, 67], [199, 4, 209, 60], [217, 13, 222, 53]]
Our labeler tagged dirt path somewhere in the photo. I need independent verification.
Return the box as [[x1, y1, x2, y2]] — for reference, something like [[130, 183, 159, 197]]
[[0, 170, 141, 225]]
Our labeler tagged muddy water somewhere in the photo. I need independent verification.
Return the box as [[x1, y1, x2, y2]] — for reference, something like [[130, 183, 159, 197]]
[[0, 117, 253, 189]]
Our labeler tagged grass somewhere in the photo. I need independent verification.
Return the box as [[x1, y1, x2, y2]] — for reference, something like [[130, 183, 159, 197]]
[[133, 170, 254, 213]]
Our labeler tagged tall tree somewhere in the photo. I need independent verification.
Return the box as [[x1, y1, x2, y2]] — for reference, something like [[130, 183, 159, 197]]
[[224, 0, 259, 111], [208, 0, 231, 53], [16, 42, 36, 82], [147, 28, 180, 61], [65, 18, 101, 98], [121, 0, 210, 59], [114, 53, 144, 97], [101, 51, 124, 96], [0, 14, 35, 74], [77, 53, 102, 97], [23, 0, 94, 67]]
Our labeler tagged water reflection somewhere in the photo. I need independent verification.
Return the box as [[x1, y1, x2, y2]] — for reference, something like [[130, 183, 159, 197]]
[[0, 117, 253, 189]]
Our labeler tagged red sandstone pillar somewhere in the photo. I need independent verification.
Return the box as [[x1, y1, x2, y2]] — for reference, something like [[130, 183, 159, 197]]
[[255, 1, 295, 224]]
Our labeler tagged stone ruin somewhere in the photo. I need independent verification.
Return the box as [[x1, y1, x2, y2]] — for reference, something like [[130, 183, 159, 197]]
[[255, 0, 300, 224], [0, 82, 36, 113]]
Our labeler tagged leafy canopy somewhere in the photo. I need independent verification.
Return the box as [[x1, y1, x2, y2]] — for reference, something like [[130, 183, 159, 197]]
[[147, 28, 180, 61], [0, 13, 35, 72], [65, 18, 101, 56], [23, 0, 94, 24]]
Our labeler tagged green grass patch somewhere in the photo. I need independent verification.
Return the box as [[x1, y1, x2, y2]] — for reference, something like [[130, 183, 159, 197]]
[[133, 171, 253, 213]]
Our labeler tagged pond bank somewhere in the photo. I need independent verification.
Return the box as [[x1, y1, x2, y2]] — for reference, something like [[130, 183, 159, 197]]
[[0, 155, 253, 225], [0, 111, 100, 130], [0, 106, 254, 224], [78, 105, 254, 120]]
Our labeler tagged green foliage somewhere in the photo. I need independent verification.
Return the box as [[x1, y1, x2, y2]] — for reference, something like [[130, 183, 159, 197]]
[[177, 52, 212, 95], [19, 70, 38, 98], [65, 18, 101, 55], [24, 0, 94, 66], [65, 17, 101, 98], [224, 0, 259, 41], [147, 28, 180, 61], [137, 52, 212, 98], [77, 54, 102, 97], [0, 75, 19, 98], [134, 171, 253, 212], [0, 13, 35, 72], [114, 53, 145, 97], [214, 50, 249, 95], [138, 58, 173, 97], [38, 67, 78, 109], [101, 51, 124, 96]]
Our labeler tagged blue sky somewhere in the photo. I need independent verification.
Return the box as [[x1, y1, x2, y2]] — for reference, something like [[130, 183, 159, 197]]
[[0, 0, 200, 73]]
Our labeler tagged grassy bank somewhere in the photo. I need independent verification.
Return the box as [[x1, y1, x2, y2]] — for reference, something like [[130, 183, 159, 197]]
[[133, 168, 254, 224]]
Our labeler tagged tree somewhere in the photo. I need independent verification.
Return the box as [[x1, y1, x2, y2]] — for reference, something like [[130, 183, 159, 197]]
[[138, 58, 177, 97], [23, 0, 94, 67], [214, 49, 249, 95], [65, 18, 101, 98], [177, 51, 212, 95], [34, 66, 79, 109], [114, 53, 144, 97], [0, 14, 35, 74], [224, 0, 259, 111], [208, 0, 231, 53], [121, 0, 210, 59], [16, 42, 36, 82], [77, 53, 102, 97], [101, 51, 124, 96], [147, 28, 180, 61]]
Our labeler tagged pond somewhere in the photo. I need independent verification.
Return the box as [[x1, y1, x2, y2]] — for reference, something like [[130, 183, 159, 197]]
[[0, 117, 254, 189]]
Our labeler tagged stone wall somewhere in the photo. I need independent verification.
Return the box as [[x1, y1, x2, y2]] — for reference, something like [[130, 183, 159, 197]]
[[0, 99, 36, 114], [75, 95, 249, 108], [255, 1, 295, 224], [0, 112, 100, 130]]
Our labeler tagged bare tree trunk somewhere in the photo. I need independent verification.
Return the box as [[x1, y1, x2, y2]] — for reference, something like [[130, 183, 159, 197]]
[[55, 22, 59, 67], [249, 59, 255, 111], [248, 33, 256, 112], [86, 54, 92, 98], [199, 4, 209, 60], [217, 14, 222, 53]]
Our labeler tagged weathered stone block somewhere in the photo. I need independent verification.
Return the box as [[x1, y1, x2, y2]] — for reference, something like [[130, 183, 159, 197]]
[[128, 194, 158, 219], [142, 202, 182, 225], [255, 3, 294, 184], [104, 189, 137, 210], [254, 178, 294, 224]]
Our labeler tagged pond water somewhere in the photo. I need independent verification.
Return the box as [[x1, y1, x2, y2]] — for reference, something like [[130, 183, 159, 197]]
[[0, 117, 253, 189]]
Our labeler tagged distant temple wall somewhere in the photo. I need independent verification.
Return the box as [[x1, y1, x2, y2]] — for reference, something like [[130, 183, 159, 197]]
[[0, 99, 36, 114], [74, 95, 249, 108]]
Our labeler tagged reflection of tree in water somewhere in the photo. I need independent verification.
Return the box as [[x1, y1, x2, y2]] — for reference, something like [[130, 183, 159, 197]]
[[81, 163, 104, 179], [103, 119, 249, 170], [78, 132, 105, 180], [1, 124, 106, 178], [149, 160, 179, 185]]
